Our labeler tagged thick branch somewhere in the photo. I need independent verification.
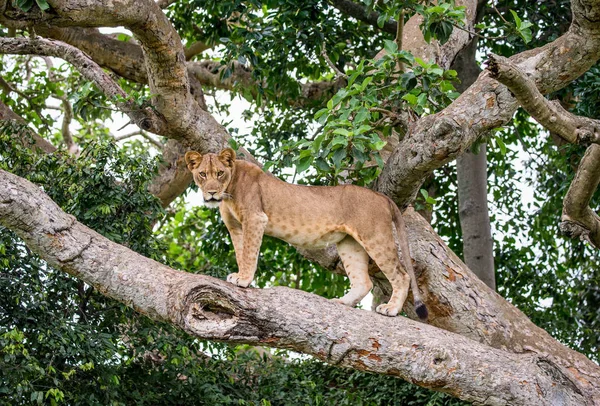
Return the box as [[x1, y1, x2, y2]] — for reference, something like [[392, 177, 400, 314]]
[[1, 168, 598, 405], [329, 0, 397, 34], [484, 53, 600, 249]]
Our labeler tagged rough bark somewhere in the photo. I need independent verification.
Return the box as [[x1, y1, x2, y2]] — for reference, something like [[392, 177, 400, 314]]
[[378, 0, 600, 207], [1, 169, 598, 405]]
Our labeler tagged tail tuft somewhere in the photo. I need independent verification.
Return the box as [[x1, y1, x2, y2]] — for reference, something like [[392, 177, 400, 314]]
[[414, 300, 429, 320]]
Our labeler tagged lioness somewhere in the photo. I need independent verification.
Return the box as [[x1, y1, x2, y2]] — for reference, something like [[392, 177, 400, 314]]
[[185, 148, 428, 318]]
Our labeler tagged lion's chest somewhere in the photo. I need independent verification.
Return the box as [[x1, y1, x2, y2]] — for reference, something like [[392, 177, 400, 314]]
[[264, 216, 346, 249]]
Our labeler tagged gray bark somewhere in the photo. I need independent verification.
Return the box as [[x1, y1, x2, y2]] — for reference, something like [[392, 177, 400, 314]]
[[1, 169, 598, 405]]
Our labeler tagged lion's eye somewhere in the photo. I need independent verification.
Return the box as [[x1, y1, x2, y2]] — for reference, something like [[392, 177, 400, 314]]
[[199, 172, 206, 178], [217, 171, 224, 177]]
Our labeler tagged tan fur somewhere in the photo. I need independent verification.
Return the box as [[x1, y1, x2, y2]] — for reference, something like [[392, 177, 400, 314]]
[[185, 148, 426, 317]]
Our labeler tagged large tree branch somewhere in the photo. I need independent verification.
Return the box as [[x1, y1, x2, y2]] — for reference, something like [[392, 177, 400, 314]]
[[378, 0, 600, 207], [1, 168, 598, 405]]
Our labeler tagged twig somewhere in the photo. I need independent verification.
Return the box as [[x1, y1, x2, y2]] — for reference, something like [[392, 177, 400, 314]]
[[321, 42, 347, 80], [395, 9, 405, 72]]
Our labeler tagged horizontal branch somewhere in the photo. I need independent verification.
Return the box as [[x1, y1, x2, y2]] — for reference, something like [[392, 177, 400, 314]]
[[329, 0, 397, 34], [0, 168, 597, 405]]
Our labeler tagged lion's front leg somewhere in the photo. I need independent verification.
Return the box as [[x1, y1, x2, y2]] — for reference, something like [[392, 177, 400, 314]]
[[226, 212, 268, 288]]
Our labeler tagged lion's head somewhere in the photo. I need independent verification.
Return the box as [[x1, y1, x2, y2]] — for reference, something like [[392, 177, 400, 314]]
[[185, 148, 236, 208]]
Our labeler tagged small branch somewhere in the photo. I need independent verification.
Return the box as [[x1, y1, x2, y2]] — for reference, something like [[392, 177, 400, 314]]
[[114, 130, 163, 149], [0, 100, 57, 154], [395, 10, 405, 72], [560, 145, 600, 249], [321, 42, 347, 79], [184, 40, 212, 61], [156, 0, 177, 8], [486, 53, 600, 145], [42, 56, 78, 154]]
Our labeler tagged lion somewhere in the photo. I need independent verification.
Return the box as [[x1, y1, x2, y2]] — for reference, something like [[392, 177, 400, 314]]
[[185, 148, 428, 319]]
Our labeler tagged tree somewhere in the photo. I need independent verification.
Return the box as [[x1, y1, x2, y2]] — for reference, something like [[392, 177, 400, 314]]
[[1, 0, 599, 404]]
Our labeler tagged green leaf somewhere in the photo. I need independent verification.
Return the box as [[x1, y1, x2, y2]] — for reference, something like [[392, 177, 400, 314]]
[[15, 0, 33, 12], [383, 39, 398, 55], [295, 155, 313, 173], [332, 128, 351, 137], [402, 93, 418, 105], [332, 147, 346, 169], [377, 13, 388, 28], [35, 0, 50, 11], [331, 135, 348, 147], [510, 10, 522, 29], [496, 137, 507, 155], [354, 108, 369, 123]]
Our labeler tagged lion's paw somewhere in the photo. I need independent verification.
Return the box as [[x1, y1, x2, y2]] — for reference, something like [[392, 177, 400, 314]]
[[226, 273, 252, 287], [331, 298, 353, 307], [376, 303, 399, 317]]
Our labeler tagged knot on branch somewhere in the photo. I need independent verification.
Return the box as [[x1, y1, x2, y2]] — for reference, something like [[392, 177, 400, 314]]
[[183, 286, 241, 338], [560, 219, 590, 239], [138, 117, 153, 131]]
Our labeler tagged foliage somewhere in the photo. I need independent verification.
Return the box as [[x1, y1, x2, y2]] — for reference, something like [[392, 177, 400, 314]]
[[290, 46, 458, 185]]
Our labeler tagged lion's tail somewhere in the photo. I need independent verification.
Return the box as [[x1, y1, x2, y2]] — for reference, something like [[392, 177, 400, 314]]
[[389, 200, 429, 320]]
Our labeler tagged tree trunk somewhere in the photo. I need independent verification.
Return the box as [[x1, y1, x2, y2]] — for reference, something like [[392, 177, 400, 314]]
[[456, 145, 496, 289]]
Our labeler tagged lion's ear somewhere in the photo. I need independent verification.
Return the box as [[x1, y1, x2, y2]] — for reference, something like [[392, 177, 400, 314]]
[[218, 148, 236, 168], [185, 151, 203, 171]]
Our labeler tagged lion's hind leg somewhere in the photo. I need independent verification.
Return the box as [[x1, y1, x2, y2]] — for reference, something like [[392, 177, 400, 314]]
[[333, 235, 372, 307], [362, 237, 410, 317]]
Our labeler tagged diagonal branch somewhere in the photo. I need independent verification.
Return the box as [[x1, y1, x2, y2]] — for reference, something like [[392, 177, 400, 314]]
[[0, 36, 166, 133], [0, 168, 598, 405], [0, 100, 56, 154], [485, 53, 600, 249], [486, 53, 600, 145]]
